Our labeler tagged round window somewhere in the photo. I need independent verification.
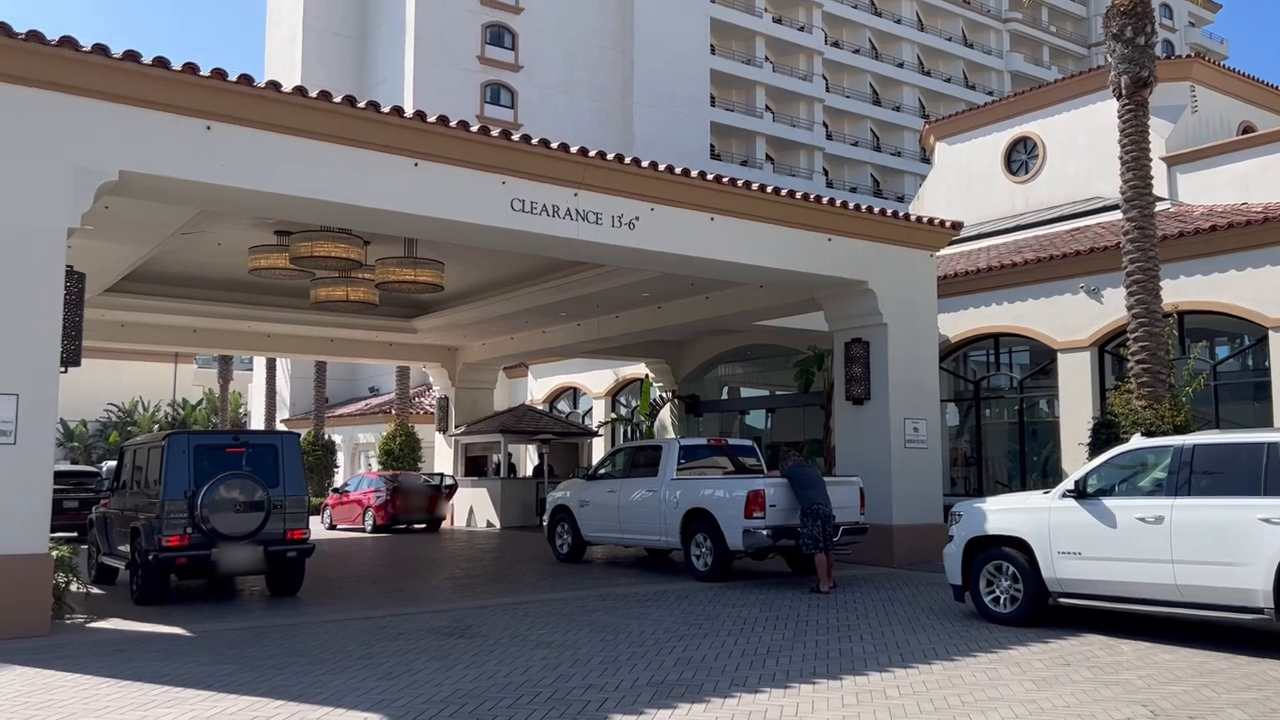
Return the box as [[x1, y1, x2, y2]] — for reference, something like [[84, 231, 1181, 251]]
[[1004, 135, 1042, 180]]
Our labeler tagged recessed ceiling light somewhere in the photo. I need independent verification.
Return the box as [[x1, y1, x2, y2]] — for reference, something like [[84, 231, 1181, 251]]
[[559, 312, 568, 316], [642, 292, 651, 297]]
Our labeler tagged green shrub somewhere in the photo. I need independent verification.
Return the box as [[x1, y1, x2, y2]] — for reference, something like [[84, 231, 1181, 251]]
[[301, 430, 338, 499], [308, 497, 327, 516], [376, 420, 423, 472], [50, 540, 81, 619]]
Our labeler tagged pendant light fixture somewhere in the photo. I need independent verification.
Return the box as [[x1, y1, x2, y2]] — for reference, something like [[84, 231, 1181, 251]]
[[289, 227, 366, 272], [309, 241, 380, 312], [374, 237, 446, 294], [247, 231, 315, 280]]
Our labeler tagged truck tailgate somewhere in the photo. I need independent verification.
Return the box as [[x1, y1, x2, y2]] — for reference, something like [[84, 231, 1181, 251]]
[[763, 476, 863, 525]]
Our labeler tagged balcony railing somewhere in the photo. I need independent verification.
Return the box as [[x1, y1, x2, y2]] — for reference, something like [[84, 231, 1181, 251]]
[[772, 109, 815, 131], [825, 128, 931, 164], [935, 0, 1001, 19], [823, 37, 1005, 97], [770, 58, 815, 82], [710, 44, 764, 68], [827, 0, 1004, 58], [710, 148, 765, 170], [825, 80, 937, 119], [709, 95, 765, 118], [708, 0, 763, 18], [825, 177, 914, 204], [1004, 10, 1088, 45], [770, 161, 814, 180], [1199, 28, 1227, 44], [770, 12, 814, 35]]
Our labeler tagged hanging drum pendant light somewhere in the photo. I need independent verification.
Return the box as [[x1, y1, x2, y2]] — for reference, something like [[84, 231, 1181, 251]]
[[247, 231, 315, 280], [309, 241, 380, 312], [374, 237, 446, 294], [289, 226, 366, 271]]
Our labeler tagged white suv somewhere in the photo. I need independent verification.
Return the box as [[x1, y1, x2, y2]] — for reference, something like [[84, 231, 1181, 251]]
[[944, 429, 1280, 626]]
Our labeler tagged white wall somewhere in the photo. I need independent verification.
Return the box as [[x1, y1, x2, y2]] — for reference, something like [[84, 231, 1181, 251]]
[[59, 357, 249, 422], [1171, 139, 1280, 204], [328, 421, 436, 483]]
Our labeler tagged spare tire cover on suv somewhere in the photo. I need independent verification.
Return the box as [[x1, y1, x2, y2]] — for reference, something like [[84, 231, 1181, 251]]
[[196, 472, 272, 541]]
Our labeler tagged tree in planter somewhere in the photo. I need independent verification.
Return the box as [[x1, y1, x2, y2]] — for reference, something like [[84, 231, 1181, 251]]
[[301, 360, 337, 498], [596, 375, 680, 441], [1086, 317, 1207, 459], [792, 346, 834, 474], [216, 354, 235, 429], [263, 357, 279, 429], [377, 365, 424, 471]]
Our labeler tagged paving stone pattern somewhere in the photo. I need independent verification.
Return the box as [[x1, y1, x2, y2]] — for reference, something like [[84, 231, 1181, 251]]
[[4, 528, 1280, 719]]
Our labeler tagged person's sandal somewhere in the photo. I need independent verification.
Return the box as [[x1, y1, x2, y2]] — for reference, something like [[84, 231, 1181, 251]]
[[809, 585, 830, 595]]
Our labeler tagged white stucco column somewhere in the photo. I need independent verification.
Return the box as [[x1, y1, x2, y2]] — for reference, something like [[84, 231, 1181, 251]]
[[590, 396, 608, 463], [1271, 328, 1280, 427], [1, 168, 75, 639], [823, 280, 946, 567], [426, 362, 500, 479], [1056, 348, 1099, 477]]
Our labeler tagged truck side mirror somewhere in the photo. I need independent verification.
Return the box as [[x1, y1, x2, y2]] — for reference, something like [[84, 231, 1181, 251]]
[[1063, 476, 1088, 499]]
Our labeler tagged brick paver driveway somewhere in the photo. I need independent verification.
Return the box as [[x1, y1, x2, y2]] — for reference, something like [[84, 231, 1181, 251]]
[[5, 522, 1280, 719]]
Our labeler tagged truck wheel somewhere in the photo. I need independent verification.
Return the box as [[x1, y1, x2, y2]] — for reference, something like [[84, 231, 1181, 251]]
[[86, 531, 118, 585], [549, 511, 587, 563], [967, 546, 1046, 626], [683, 518, 733, 582], [128, 540, 169, 606], [781, 550, 817, 575], [265, 559, 306, 597]]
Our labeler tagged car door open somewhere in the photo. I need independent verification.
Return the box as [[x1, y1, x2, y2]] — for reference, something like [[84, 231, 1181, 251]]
[[1048, 444, 1180, 601]]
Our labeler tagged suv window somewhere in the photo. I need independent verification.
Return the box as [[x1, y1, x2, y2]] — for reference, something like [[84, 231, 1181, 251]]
[[676, 444, 766, 477], [143, 446, 163, 498], [129, 449, 147, 491], [1082, 446, 1174, 498], [1187, 443, 1266, 497], [117, 449, 134, 492], [193, 444, 281, 489], [589, 448, 631, 480], [628, 445, 663, 478], [1267, 444, 1280, 497]]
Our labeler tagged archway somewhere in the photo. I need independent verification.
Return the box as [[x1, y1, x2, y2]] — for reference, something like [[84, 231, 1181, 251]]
[[547, 386, 593, 426], [940, 335, 1061, 498], [1099, 312, 1272, 429], [679, 344, 823, 468]]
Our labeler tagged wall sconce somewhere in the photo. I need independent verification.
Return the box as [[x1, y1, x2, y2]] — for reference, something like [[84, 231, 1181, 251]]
[[61, 265, 87, 373], [435, 394, 451, 434], [844, 337, 871, 405]]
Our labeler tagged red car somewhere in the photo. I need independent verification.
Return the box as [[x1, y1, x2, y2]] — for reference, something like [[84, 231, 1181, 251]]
[[51, 464, 110, 537], [320, 471, 457, 533]]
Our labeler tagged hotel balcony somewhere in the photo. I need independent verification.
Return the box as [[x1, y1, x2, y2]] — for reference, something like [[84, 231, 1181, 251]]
[[1183, 26, 1229, 61]]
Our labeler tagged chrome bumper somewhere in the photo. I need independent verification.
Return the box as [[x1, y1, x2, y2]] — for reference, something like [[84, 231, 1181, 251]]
[[741, 523, 870, 553]]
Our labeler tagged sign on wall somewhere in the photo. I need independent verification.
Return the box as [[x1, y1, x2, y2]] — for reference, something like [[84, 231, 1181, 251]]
[[509, 198, 641, 232], [904, 418, 927, 450], [0, 393, 18, 445]]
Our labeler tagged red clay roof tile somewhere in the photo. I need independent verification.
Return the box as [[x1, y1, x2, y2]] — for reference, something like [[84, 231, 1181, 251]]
[[286, 384, 436, 422], [0, 22, 962, 232], [938, 203, 1280, 279]]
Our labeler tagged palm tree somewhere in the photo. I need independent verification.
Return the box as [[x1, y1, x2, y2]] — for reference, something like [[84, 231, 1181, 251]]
[[263, 357, 278, 429], [393, 365, 412, 423], [311, 360, 328, 436], [216, 354, 234, 429], [793, 346, 834, 474]]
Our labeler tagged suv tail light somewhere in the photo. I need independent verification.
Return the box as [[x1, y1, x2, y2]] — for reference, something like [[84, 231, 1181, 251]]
[[859, 486, 866, 517], [744, 489, 766, 520], [159, 534, 190, 548], [285, 528, 310, 542]]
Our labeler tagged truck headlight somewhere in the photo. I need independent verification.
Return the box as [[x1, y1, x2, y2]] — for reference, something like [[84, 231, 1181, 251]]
[[947, 509, 964, 527]]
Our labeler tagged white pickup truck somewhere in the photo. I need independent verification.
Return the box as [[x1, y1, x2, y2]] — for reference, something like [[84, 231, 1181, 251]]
[[542, 437, 868, 581]]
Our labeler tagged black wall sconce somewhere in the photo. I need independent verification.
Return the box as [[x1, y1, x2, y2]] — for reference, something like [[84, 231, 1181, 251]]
[[844, 337, 871, 404], [435, 394, 451, 434], [61, 265, 87, 374]]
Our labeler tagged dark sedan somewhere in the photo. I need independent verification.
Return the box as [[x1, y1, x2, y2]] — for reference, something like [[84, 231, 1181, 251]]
[[52, 464, 110, 536]]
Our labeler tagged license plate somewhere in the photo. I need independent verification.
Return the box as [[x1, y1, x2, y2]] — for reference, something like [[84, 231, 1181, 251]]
[[61, 500, 78, 510], [216, 544, 264, 574]]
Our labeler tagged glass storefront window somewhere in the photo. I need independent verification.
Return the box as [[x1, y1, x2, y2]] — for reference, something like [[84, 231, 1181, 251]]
[[610, 380, 644, 445], [1101, 312, 1272, 430], [940, 335, 1061, 498], [548, 387, 593, 426]]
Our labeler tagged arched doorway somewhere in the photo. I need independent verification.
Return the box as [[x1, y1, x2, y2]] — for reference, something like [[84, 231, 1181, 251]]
[[1100, 312, 1272, 429], [940, 335, 1061, 498], [547, 386, 593, 426], [680, 344, 825, 468]]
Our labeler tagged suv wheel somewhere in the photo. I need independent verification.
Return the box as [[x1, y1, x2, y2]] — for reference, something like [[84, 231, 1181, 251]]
[[320, 507, 335, 531], [967, 546, 1047, 626], [265, 559, 306, 597], [128, 540, 169, 606], [361, 508, 379, 534], [682, 518, 733, 582], [86, 531, 118, 585]]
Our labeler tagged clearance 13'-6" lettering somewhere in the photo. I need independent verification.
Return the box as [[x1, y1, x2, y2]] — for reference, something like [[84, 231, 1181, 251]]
[[509, 198, 640, 231]]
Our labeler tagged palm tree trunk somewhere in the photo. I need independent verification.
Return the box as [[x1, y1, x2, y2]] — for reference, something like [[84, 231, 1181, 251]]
[[263, 357, 278, 429], [1105, 0, 1168, 406], [311, 360, 328, 436], [216, 355, 234, 429], [393, 365, 411, 425]]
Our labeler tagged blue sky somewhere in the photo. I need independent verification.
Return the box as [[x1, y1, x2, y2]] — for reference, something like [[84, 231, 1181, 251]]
[[0, 0, 1274, 87]]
